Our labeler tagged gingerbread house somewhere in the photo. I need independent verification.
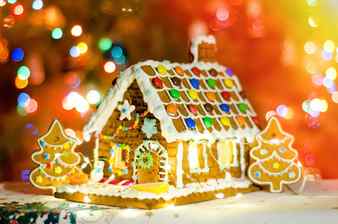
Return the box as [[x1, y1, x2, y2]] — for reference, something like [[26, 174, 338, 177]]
[[56, 35, 260, 208]]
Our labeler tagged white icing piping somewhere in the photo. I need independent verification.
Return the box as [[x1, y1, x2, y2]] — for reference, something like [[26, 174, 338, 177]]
[[240, 139, 246, 179], [176, 142, 184, 188], [56, 178, 252, 201]]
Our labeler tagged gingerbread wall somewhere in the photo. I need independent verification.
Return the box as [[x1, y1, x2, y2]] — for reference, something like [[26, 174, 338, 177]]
[[98, 80, 175, 182], [97, 80, 253, 186]]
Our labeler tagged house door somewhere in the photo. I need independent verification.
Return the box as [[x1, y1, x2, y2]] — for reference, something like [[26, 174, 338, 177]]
[[133, 141, 168, 184]]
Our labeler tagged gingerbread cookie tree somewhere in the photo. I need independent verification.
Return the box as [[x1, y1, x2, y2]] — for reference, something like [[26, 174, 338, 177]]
[[30, 120, 87, 190], [248, 117, 302, 192]]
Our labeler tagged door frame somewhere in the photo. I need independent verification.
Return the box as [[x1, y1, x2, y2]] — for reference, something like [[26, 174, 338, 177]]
[[132, 140, 169, 183]]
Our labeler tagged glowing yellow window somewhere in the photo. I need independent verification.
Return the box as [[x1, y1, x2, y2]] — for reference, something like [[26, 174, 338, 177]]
[[217, 139, 236, 170]]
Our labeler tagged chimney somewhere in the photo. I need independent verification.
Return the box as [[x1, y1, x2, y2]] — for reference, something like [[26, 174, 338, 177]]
[[190, 35, 217, 63]]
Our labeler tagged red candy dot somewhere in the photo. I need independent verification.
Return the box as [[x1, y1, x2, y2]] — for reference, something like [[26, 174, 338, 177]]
[[221, 91, 231, 100], [152, 77, 163, 88], [188, 104, 198, 115], [191, 67, 201, 76], [252, 116, 259, 124]]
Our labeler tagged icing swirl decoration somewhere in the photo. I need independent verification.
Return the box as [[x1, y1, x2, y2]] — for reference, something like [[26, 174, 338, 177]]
[[141, 118, 158, 139]]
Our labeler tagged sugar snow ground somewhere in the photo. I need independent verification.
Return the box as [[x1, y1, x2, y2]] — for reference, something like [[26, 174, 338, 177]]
[[147, 191, 338, 224], [2, 182, 338, 224]]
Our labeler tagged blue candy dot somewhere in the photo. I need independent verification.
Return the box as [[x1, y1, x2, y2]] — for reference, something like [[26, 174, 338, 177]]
[[185, 118, 196, 129], [226, 68, 233, 76], [39, 140, 46, 147], [220, 103, 230, 113], [43, 152, 49, 160], [255, 171, 261, 177], [189, 78, 200, 89], [11, 48, 24, 62]]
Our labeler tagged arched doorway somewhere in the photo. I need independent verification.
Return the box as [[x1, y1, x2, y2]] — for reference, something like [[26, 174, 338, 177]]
[[132, 141, 168, 184]]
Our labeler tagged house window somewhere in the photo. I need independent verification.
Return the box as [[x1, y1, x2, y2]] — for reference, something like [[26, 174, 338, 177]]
[[217, 139, 237, 170], [110, 144, 129, 170], [188, 141, 200, 173], [188, 141, 209, 173]]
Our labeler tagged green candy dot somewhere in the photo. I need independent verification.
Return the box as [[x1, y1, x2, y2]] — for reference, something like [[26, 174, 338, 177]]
[[207, 78, 216, 89], [169, 89, 180, 100], [203, 117, 214, 128], [238, 103, 248, 113]]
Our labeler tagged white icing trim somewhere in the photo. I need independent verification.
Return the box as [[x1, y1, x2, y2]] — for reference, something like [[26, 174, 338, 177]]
[[176, 142, 184, 188], [239, 139, 246, 179], [190, 35, 216, 63], [56, 178, 252, 201], [132, 140, 169, 183]]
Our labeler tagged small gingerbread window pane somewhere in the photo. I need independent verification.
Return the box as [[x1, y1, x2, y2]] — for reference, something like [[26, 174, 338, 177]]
[[188, 141, 200, 173], [217, 139, 236, 170]]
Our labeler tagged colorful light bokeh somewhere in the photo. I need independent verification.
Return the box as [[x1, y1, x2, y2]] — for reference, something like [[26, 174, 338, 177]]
[[0, 0, 338, 181]]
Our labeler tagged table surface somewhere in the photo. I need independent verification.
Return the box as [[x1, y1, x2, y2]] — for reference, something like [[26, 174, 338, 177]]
[[1, 181, 338, 224]]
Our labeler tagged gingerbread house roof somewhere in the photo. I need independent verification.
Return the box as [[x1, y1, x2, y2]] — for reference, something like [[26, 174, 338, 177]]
[[83, 36, 260, 143]]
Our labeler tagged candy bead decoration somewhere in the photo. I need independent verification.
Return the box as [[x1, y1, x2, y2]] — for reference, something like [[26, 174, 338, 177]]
[[238, 103, 249, 113], [189, 78, 200, 89], [220, 117, 231, 126], [191, 67, 201, 76], [188, 104, 198, 115], [224, 79, 234, 88], [166, 104, 178, 116], [206, 78, 216, 89], [174, 66, 185, 76], [157, 64, 167, 75], [185, 118, 196, 129], [188, 90, 199, 100], [169, 89, 180, 100], [219, 103, 230, 113], [204, 103, 214, 113], [221, 91, 231, 101], [209, 68, 218, 77], [205, 92, 216, 101], [237, 116, 246, 127], [203, 117, 213, 128], [152, 77, 163, 89]]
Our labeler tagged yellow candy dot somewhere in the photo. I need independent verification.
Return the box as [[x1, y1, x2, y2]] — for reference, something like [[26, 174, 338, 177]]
[[157, 64, 167, 75], [55, 166, 63, 174], [36, 175, 43, 183], [63, 143, 70, 150], [273, 162, 280, 169], [188, 90, 199, 100], [220, 117, 230, 126], [224, 79, 234, 88]]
